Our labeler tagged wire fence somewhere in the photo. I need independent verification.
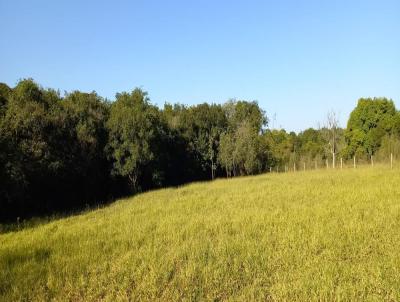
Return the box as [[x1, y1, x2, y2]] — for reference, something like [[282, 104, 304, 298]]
[[270, 153, 397, 173]]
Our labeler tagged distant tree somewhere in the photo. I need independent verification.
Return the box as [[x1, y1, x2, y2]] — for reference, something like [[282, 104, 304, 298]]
[[208, 127, 219, 179], [106, 88, 162, 191], [376, 135, 400, 160], [224, 99, 267, 133], [343, 98, 400, 159], [0, 83, 14, 213], [264, 129, 300, 170], [218, 131, 235, 176], [297, 128, 325, 161], [178, 103, 227, 179], [323, 110, 340, 168], [61, 91, 110, 202], [0, 79, 67, 217], [0, 83, 12, 117], [159, 103, 201, 183], [234, 121, 263, 175], [6, 77, 400, 222], [219, 101, 267, 176]]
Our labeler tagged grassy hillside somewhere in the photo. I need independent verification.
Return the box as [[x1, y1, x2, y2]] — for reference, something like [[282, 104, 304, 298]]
[[1, 166, 400, 301]]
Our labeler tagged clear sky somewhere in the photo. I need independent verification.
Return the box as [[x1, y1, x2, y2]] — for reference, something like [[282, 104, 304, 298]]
[[0, 0, 399, 132]]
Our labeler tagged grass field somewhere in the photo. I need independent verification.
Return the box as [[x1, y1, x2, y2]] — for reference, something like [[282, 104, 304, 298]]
[[1, 166, 400, 301]]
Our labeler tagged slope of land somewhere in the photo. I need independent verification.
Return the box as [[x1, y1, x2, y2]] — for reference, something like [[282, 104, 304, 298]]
[[1, 166, 400, 301]]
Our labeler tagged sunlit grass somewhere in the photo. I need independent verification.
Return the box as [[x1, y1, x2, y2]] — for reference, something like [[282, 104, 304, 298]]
[[1, 166, 400, 301]]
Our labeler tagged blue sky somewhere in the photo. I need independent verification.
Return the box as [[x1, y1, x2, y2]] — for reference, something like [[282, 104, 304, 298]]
[[0, 0, 399, 131]]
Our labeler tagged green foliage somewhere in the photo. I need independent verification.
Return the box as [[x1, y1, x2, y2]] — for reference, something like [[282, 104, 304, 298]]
[[375, 135, 400, 160], [344, 98, 400, 158], [218, 101, 267, 176], [60, 91, 111, 202], [263, 129, 300, 169], [224, 99, 267, 132], [0, 80, 63, 213], [0, 83, 11, 117], [218, 131, 235, 176], [234, 121, 263, 174], [1, 78, 399, 221], [181, 103, 228, 178], [0, 80, 112, 220], [219, 121, 265, 176], [106, 89, 162, 191], [62, 91, 109, 153], [297, 128, 325, 160]]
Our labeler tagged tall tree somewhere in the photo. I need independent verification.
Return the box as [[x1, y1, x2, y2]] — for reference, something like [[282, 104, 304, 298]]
[[0, 79, 67, 217], [179, 103, 227, 179], [218, 131, 235, 176], [61, 91, 110, 202], [297, 128, 325, 160], [343, 98, 399, 159], [224, 99, 267, 133], [324, 110, 340, 168], [0, 83, 11, 117], [234, 121, 263, 175], [219, 100, 268, 176], [106, 88, 162, 191]]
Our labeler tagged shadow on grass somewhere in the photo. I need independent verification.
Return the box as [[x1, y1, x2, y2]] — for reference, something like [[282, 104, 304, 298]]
[[0, 194, 133, 235], [0, 247, 51, 297]]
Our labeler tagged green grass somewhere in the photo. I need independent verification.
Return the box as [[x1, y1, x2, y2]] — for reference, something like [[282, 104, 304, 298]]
[[2, 166, 400, 301]]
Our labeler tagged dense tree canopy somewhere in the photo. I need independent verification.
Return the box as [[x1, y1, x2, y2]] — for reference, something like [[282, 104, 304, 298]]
[[343, 98, 400, 159], [0, 79, 398, 221], [106, 89, 162, 191]]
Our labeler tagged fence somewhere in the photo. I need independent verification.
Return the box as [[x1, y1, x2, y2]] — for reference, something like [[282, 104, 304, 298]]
[[270, 153, 396, 173]]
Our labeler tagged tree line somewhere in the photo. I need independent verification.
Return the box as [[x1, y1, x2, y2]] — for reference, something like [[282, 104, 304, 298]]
[[1, 79, 399, 221]]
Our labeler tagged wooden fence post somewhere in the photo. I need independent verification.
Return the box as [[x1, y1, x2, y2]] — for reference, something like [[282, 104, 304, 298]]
[[341, 157, 343, 170], [354, 156, 356, 169], [391, 153, 393, 169]]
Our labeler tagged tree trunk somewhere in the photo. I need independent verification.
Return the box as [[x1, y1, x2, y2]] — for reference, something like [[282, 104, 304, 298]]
[[211, 159, 214, 180], [128, 172, 138, 192]]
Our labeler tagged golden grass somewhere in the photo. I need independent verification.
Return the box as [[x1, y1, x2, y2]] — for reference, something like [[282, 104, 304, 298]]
[[1, 166, 400, 301]]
